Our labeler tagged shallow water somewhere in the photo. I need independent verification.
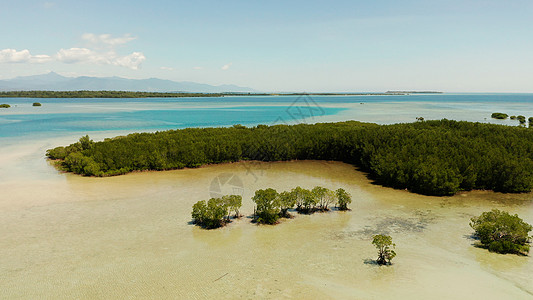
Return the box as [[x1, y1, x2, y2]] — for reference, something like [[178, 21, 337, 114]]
[[0, 138, 532, 299], [2, 94, 533, 139]]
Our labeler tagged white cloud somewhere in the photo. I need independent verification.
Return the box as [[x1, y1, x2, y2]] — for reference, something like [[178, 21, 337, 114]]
[[56, 48, 96, 63], [0, 49, 31, 63], [193, 66, 203, 70], [30, 54, 53, 63], [0, 49, 52, 63], [82, 33, 137, 47], [113, 52, 146, 70], [160, 66, 174, 70], [0, 33, 144, 69], [55, 47, 145, 70], [221, 62, 232, 70]]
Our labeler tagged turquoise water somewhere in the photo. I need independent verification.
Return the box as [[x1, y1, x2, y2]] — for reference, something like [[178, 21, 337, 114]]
[[1, 94, 533, 140]]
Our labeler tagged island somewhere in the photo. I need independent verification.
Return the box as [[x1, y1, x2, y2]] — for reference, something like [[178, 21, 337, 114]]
[[0, 90, 441, 98], [47, 119, 533, 196]]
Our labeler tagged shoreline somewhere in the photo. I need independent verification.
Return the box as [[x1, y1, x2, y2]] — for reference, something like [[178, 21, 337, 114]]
[[0, 90, 444, 98]]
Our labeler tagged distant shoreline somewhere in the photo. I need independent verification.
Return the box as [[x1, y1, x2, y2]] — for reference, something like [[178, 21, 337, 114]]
[[0, 90, 442, 98]]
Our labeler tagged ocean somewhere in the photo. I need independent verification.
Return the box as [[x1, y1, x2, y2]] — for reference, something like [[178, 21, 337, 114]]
[[1, 93, 533, 140]]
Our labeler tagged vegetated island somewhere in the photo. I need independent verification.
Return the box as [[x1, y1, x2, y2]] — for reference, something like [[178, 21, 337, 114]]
[[385, 91, 443, 94], [491, 112, 509, 119], [492, 112, 532, 127], [0, 90, 441, 98], [0, 104, 10, 108], [47, 119, 533, 196]]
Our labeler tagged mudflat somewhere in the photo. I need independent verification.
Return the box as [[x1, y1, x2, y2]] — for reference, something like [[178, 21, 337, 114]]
[[1, 155, 531, 299]]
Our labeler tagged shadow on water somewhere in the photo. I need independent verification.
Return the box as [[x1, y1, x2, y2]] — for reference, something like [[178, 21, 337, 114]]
[[363, 258, 379, 266], [463, 233, 477, 242]]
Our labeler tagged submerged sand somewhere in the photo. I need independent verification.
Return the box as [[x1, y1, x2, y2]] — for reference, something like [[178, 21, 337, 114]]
[[1, 141, 532, 299]]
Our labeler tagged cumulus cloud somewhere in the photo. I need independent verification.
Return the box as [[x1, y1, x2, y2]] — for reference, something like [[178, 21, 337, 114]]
[[160, 66, 174, 70], [112, 52, 146, 70], [0, 49, 52, 63], [55, 47, 145, 70], [0, 34, 144, 69], [82, 33, 137, 47], [0, 49, 31, 63], [56, 48, 96, 63], [221, 62, 232, 70]]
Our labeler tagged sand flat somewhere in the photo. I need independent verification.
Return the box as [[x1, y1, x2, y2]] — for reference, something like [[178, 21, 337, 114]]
[[1, 149, 532, 299]]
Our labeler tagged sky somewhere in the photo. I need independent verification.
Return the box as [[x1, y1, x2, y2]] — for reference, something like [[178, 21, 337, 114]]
[[1, 0, 532, 92]]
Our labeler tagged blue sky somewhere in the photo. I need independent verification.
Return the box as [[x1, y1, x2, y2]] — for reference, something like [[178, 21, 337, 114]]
[[1, 0, 532, 92]]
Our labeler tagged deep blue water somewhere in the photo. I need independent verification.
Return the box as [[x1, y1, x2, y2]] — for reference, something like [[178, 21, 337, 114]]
[[1, 94, 533, 139]]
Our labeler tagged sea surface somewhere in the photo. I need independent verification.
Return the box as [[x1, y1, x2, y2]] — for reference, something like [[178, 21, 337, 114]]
[[1, 93, 533, 140]]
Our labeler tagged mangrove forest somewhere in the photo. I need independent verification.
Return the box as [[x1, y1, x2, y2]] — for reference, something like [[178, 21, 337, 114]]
[[47, 119, 533, 196]]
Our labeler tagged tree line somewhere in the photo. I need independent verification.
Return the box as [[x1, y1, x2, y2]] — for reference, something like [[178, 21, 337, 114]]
[[47, 119, 533, 196], [191, 186, 351, 229], [0, 91, 412, 98], [0, 91, 225, 98]]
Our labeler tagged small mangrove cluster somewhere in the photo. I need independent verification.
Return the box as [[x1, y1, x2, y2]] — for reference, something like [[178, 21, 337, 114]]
[[470, 209, 532, 255], [191, 186, 351, 229], [252, 186, 351, 224], [191, 195, 242, 229], [0, 103, 42, 108], [491, 112, 533, 127]]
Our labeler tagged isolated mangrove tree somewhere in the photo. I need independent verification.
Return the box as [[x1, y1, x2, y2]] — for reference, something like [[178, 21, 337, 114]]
[[372, 234, 396, 265]]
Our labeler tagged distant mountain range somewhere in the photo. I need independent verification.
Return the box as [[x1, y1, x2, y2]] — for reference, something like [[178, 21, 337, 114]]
[[0, 72, 257, 93]]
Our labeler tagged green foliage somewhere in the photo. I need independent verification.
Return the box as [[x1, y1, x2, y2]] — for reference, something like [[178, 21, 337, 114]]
[[312, 186, 336, 211], [277, 191, 296, 218], [336, 188, 352, 210], [192, 186, 351, 229], [0, 104, 10, 108], [510, 115, 517, 120], [470, 209, 532, 255], [46, 146, 67, 160], [291, 186, 310, 211], [372, 234, 396, 265], [48, 120, 533, 196], [64, 152, 101, 176], [517, 115, 526, 125], [529, 117, 533, 128], [491, 112, 508, 119], [222, 195, 242, 218], [252, 188, 280, 224], [79, 135, 94, 150], [300, 188, 318, 214], [191, 198, 230, 229], [32, 102, 42, 106]]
